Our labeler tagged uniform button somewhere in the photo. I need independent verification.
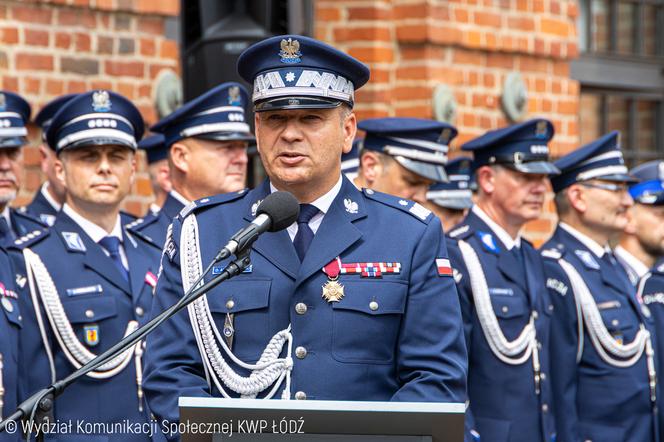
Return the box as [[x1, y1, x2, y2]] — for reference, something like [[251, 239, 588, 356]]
[[542, 403, 549, 413], [501, 306, 509, 314], [611, 319, 619, 327], [226, 299, 235, 310], [295, 303, 307, 315], [85, 309, 94, 319], [135, 307, 144, 317], [532, 310, 539, 319], [295, 346, 307, 359], [541, 372, 547, 381], [369, 301, 379, 311], [537, 342, 542, 350], [295, 391, 306, 400], [548, 304, 554, 312]]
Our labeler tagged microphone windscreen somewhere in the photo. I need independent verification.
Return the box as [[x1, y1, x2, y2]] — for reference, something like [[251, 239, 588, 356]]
[[256, 191, 300, 232]]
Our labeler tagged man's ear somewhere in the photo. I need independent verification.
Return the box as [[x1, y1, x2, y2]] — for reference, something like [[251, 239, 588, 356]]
[[169, 141, 190, 174], [623, 206, 638, 235], [341, 111, 357, 155], [476, 166, 495, 195], [567, 184, 588, 213], [54, 156, 67, 189], [359, 151, 383, 186]]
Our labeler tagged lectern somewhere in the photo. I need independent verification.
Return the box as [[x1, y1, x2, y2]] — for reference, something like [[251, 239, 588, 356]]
[[179, 397, 465, 442]]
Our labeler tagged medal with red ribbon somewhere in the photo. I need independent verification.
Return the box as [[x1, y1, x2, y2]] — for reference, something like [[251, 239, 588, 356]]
[[322, 257, 344, 303]]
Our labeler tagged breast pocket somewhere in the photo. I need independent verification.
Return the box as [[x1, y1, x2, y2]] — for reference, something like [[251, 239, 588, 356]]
[[207, 278, 271, 361], [598, 304, 639, 343], [61, 296, 118, 348], [331, 280, 407, 364]]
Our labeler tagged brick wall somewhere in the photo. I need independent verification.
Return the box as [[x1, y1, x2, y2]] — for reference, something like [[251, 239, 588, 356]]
[[0, 0, 179, 216], [315, 0, 581, 245]]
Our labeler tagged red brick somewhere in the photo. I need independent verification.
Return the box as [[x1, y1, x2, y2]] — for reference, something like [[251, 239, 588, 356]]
[[396, 25, 427, 42], [474, 11, 501, 27], [317, 7, 341, 21], [355, 88, 391, 104], [62, 57, 99, 75], [66, 80, 87, 93], [116, 82, 135, 99], [138, 84, 152, 98], [540, 18, 570, 37], [464, 30, 483, 48], [1, 27, 18, 44], [25, 169, 41, 192], [136, 177, 153, 197], [2, 76, 18, 91], [59, 9, 96, 28], [453, 49, 483, 65], [138, 17, 164, 35], [22, 145, 41, 167], [75, 33, 92, 52], [24, 29, 50, 47], [23, 77, 41, 95], [159, 39, 179, 59], [550, 0, 561, 14], [334, 26, 391, 42], [557, 99, 578, 114], [394, 3, 428, 19], [149, 63, 173, 78], [369, 68, 390, 83], [16, 54, 53, 71], [140, 38, 156, 56], [90, 80, 113, 90], [97, 36, 114, 54], [507, 16, 535, 32], [135, 0, 179, 15], [396, 66, 428, 81], [96, 0, 115, 10], [12, 5, 52, 24], [430, 4, 450, 20], [568, 1, 579, 18], [396, 105, 432, 118], [45, 79, 64, 95], [553, 61, 570, 76], [55, 32, 71, 49], [453, 7, 469, 23], [486, 53, 514, 69], [393, 86, 431, 101], [430, 25, 462, 45], [105, 60, 145, 77], [348, 7, 392, 21], [348, 46, 393, 63]]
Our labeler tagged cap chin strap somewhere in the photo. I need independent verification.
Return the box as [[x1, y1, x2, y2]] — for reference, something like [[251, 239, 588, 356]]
[[181, 214, 293, 399]]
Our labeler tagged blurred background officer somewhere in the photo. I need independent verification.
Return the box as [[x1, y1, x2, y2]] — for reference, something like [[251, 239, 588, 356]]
[[341, 138, 360, 181], [138, 134, 171, 216], [0, 91, 46, 246], [353, 117, 452, 204], [615, 160, 664, 286], [130, 82, 254, 247], [10, 90, 161, 441], [0, 248, 22, 442], [24, 94, 78, 226], [143, 35, 467, 437], [425, 156, 474, 232], [446, 118, 559, 442], [541, 131, 657, 442]]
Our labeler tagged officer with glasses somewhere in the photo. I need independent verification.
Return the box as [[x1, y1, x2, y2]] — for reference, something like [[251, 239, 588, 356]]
[[541, 131, 658, 442]]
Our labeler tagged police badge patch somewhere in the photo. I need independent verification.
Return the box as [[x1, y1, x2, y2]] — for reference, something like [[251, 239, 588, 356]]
[[279, 38, 302, 63], [92, 90, 112, 112]]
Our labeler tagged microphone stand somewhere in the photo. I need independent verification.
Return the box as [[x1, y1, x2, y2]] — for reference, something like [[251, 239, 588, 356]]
[[0, 246, 252, 441]]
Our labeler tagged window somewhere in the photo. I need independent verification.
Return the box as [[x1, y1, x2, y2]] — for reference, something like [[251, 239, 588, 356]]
[[573, 0, 664, 166]]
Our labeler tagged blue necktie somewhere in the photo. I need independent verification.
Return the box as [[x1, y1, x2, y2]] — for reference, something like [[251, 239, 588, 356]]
[[98, 236, 129, 282], [0, 217, 14, 245], [293, 204, 320, 261]]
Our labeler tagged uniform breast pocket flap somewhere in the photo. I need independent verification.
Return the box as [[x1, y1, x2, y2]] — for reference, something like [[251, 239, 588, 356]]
[[332, 280, 407, 364], [207, 279, 271, 314], [492, 296, 529, 319], [598, 304, 637, 333], [62, 296, 118, 324]]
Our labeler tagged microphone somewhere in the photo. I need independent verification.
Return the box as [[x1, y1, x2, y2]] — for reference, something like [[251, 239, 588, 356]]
[[214, 191, 299, 261]]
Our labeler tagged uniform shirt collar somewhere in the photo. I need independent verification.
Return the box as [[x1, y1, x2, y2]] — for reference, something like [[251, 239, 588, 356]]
[[1, 206, 11, 226], [270, 174, 343, 216], [62, 203, 123, 244], [41, 182, 62, 212], [169, 189, 191, 206], [559, 222, 606, 257], [614, 245, 650, 279], [472, 204, 521, 250]]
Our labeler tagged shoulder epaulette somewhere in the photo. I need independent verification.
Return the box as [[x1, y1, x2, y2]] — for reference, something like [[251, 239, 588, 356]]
[[448, 224, 472, 239], [10, 228, 50, 249], [362, 188, 431, 223], [13, 209, 48, 227], [541, 244, 565, 260], [179, 189, 250, 220]]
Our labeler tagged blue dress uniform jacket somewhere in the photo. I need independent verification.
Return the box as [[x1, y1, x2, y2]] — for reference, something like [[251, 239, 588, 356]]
[[10, 211, 162, 441], [129, 193, 183, 249], [1, 209, 48, 247], [446, 210, 556, 442], [541, 226, 657, 442], [143, 178, 468, 433], [0, 248, 23, 442], [24, 185, 59, 226]]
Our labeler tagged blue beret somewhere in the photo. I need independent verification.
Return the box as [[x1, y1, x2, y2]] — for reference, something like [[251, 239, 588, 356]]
[[151, 82, 254, 148], [551, 131, 636, 193], [341, 139, 361, 179], [34, 94, 78, 145], [138, 134, 168, 164], [0, 91, 31, 148], [461, 118, 559, 175], [237, 35, 370, 111], [358, 117, 455, 182], [427, 157, 474, 210], [46, 90, 144, 153], [628, 160, 664, 205]]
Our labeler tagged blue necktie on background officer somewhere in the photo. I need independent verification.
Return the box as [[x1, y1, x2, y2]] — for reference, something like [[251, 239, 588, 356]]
[[541, 131, 658, 442], [447, 118, 559, 442], [9, 90, 162, 441]]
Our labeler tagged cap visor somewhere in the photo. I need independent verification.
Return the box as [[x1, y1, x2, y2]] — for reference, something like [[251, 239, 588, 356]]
[[0, 137, 27, 148], [194, 132, 256, 143], [395, 157, 448, 182], [511, 161, 561, 175], [255, 97, 343, 112], [596, 173, 639, 184], [430, 197, 473, 210], [63, 137, 136, 151]]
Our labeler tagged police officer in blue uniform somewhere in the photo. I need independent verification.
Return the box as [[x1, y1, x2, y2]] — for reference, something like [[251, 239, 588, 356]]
[[0, 91, 47, 246], [10, 90, 161, 441], [446, 118, 559, 442], [426, 156, 474, 232], [138, 134, 171, 216], [353, 118, 454, 204], [130, 82, 255, 248], [0, 248, 23, 442], [143, 35, 467, 439], [23, 94, 78, 226], [541, 131, 657, 442]]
